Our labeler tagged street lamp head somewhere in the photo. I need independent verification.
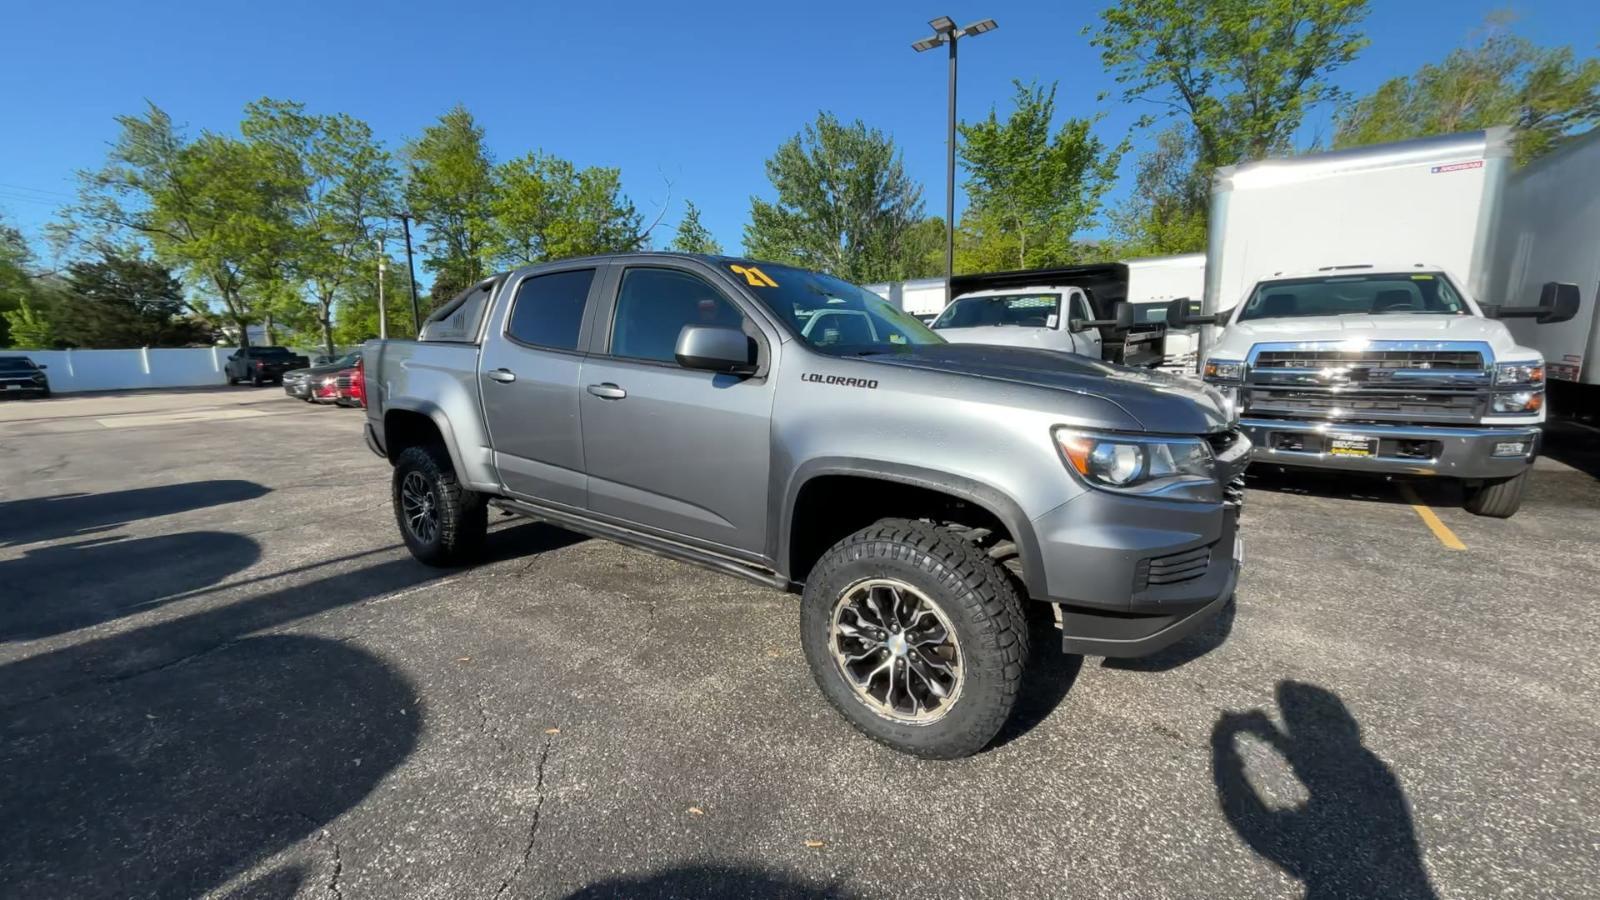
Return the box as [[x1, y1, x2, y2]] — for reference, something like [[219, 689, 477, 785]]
[[911, 35, 943, 52], [961, 18, 997, 36], [929, 15, 956, 34]]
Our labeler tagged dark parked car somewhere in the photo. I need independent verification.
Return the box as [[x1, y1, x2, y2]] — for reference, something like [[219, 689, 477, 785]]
[[283, 351, 361, 401], [0, 356, 51, 398], [225, 346, 310, 387]]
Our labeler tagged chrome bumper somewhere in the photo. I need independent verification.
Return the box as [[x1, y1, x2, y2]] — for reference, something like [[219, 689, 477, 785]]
[[1239, 418, 1540, 479]]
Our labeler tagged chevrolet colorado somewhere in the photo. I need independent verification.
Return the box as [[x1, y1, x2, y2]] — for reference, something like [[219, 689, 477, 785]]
[[364, 253, 1248, 758]]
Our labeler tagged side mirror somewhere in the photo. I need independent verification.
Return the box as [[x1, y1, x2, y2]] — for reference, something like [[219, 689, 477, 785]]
[[1488, 282, 1582, 324], [1066, 316, 1088, 334], [1165, 296, 1221, 327], [675, 326, 757, 374], [36, 363, 47, 370]]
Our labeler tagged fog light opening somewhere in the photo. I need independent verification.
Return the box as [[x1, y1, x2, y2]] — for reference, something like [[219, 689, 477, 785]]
[[1491, 440, 1530, 458]]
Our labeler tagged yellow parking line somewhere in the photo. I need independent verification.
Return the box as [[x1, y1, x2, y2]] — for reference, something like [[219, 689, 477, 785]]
[[1398, 483, 1467, 551]]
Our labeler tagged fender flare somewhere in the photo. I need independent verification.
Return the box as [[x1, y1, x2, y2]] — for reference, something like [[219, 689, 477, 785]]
[[777, 458, 1045, 599], [382, 398, 470, 483]]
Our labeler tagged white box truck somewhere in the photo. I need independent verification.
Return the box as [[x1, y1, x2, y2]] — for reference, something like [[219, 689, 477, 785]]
[[1486, 127, 1600, 410], [1125, 253, 1206, 372], [1171, 128, 1581, 517]]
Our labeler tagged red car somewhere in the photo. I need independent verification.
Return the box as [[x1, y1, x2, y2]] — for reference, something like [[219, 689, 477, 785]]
[[314, 357, 367, 408]]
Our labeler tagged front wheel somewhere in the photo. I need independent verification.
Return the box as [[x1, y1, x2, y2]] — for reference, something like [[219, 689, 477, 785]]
[[392, 444, 487, 566], [800, 519, 1028, 759], [1463, 470, 1529, 518]]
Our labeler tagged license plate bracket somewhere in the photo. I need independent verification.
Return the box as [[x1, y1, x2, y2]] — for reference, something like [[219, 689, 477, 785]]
[[1327, 433, 1378, 457]]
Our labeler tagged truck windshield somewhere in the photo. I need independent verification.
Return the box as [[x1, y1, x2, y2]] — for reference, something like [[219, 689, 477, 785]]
[[738, 263, 945, 355], [1239, 272, 1469, 321], [932, 293, 1060, 329]]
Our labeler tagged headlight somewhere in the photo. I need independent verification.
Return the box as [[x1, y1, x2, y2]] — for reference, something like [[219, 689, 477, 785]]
[[1492, 391, 1543, 414], [1053, 427, 1222, 503], [1494, 362, 1544, 385], [1203, 359, 1244, 382]]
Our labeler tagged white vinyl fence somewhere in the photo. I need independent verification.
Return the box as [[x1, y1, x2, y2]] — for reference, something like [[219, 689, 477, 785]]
[[6, 347, 329, 393]]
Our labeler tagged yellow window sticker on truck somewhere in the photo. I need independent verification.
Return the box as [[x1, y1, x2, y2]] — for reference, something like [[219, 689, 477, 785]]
[[730, 264, 778, 288], [1411, 274, 1434, 280]]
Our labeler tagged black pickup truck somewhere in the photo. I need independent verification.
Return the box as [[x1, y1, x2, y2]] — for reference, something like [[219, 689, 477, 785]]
[[224, 346, 310, 386]]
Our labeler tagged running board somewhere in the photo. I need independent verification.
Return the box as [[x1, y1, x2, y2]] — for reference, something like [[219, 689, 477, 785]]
[[488, 497, 793, 592]]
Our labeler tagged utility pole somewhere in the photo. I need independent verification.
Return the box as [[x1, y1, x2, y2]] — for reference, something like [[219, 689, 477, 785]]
[[377, 247, 389, 341], [400, 212, 421, 335], [913, 16, 997, 303]]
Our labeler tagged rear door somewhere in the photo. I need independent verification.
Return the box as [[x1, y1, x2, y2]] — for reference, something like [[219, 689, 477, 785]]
[[577, 262, 777, 554], [478, 264, 603, 508]]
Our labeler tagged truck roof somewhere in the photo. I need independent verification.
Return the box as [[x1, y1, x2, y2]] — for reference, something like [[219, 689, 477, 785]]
[[1254, 262, 1460, 281], [1215, 128, 1513, 191]]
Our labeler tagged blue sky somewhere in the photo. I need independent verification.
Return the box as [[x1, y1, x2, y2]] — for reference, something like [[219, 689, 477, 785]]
[[2, 0, 1597, 267]]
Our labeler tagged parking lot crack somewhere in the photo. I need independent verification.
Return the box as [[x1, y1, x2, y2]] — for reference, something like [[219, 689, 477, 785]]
[[492, 732, 556, 898], [322, 829, 345, 900]]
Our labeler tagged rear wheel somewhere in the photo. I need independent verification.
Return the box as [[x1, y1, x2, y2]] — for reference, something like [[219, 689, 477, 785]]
[[800, 518, 1028, 759], [250, 372, 262, 387], [1463, 470, 1529, 518], [392, 444, 487, 566]]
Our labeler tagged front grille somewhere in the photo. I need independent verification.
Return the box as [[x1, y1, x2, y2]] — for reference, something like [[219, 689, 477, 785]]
[[1206, 428, 1243, 455], [1135, 544, 1212, 591], [1223, 475, 1245, 507], [1252, 349, 1484, 370], [1245, 389, 1481, 421]]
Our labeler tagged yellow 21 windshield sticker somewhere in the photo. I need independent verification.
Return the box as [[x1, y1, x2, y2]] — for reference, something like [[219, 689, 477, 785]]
[[730, 264, 778, 288]]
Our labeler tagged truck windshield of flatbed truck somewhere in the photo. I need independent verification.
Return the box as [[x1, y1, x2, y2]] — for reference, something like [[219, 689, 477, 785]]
[[1239, 272, 1469, 321], [740, 263, 945, 355], [933, 293, 1060, 329]]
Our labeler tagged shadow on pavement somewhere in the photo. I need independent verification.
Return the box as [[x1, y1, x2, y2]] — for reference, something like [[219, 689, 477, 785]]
[[1103, 596, 1236, 673], [1537, 419, 1600, 482], [0, 479, 270, 547], [561, 864, 858, 899], [0, 520, 584, 899], [0, 531, 261, 643], [1212, 681, 1438, 900], [1246, 467, 1427, 506]]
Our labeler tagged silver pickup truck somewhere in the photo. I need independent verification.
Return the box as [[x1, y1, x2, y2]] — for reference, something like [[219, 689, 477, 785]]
[[363, 252, 1248, 758]]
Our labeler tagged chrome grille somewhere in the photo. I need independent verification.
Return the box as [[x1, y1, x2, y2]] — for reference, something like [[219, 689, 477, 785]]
[[1252, 349, 1483, 370]]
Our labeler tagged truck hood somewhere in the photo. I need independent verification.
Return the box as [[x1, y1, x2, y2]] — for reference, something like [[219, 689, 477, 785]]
[[1212, 315, 1528, 359], [859, 344, 1233, 433], [934, 326, 1061, 350]]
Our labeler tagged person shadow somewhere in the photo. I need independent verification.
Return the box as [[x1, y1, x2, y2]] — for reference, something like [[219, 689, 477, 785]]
[[1212, 681, 1439, 900]]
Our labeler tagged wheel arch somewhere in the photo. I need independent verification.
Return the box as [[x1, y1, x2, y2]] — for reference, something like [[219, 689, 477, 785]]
[[777, 459, 1045, 598]]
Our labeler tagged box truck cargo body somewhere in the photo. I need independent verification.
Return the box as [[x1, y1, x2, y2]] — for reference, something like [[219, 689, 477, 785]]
[[1487, 128, 1600, 391]]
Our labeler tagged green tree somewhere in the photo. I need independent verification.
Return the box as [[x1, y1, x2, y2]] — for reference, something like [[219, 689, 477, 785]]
[[243, 99, 400, 355], [489, 152, 643, 265], [957, 81, 1126, 270], [67, 103, 299, 345], [3, 298, 55, 348], [404, 106, 495, 292], [668, 200, 722, 255], [0, 216, 39, 346], [743, 112, 927, 283], [54, 249, 210, 347], [1109, 125, 1210, 256], [1335, 17, 1600, 163], [334, 252, 412, 344], [1091, 0, 1370, 170]]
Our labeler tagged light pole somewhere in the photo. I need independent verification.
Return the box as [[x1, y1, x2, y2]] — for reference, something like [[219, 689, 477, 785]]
[[913, 15, 997, 301], [376, 245, 389, 341], [399, 211, 421, 335]]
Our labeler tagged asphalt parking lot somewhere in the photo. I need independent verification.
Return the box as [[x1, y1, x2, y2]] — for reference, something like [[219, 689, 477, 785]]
[[2, 387, 1598, 899]]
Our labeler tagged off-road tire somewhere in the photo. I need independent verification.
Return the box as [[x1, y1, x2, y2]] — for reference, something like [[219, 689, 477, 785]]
[[392, 444, 487, 566], [1463, 470, 1528, 518], [800, 518, 1029, 759], [226, 374, 238, 385]]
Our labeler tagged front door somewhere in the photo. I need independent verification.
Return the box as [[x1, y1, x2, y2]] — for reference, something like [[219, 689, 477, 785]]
[[478, 265, 601, 508], [578, 264, 775, 554], [1068, 291, 1104, 359]]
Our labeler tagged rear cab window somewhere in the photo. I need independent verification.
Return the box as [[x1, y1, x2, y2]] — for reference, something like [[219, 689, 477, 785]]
[[505, 269, 597, 351]]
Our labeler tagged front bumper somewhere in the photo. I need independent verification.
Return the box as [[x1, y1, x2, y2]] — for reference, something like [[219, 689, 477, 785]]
[[1030, 488, 1241, 658], [1240, 417, 1540, 479]]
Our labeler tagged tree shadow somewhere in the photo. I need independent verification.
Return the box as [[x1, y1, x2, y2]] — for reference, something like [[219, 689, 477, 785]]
[[989, 602, 1085, 749], [0, 480, 270, 547], [0, 531, 262, 643], [1212, 681, 1439, 900], [561, 864, 859, 899], [1103, 596, 1235, 673], [0, 520, 583, 899]]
